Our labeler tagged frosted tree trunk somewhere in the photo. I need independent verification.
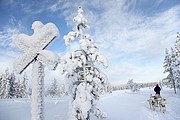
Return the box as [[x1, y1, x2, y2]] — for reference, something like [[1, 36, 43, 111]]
[[172, 78, 176, 94], [170, 70, 176, 94], [31, 61, 45, 120]]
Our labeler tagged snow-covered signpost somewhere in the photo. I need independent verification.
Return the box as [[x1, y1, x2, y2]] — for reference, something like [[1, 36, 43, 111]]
[[14, 21, 59, 120], [61, 7, 108, 120]]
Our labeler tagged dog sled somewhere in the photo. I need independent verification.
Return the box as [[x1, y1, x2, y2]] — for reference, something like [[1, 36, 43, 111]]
[[148, 94, 166, 113]]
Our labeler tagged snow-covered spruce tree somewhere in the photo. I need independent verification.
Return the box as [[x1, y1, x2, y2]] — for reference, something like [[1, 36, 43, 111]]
[[14, 79, 22, 98], [19, 73, 28, 98], [9, 72, 16, 98], [163, 48, 171, 86], [174, 32, 180, 89], [163, 48, 177, 93], [163, 33, 180, 93], [0, 70, 6, 99], [127, 79, 139, 92], [60, 7, 108, 120], [133, 82, 140, 92], [49, 78, 59, 97], [127, 79, 134, 90], [0, 68, 11, 99], [14, 21, 59, 120], [59, 83, 66, 96]]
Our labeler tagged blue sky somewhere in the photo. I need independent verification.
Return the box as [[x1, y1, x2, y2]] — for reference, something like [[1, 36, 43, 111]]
[[0, 0, 180, 84]]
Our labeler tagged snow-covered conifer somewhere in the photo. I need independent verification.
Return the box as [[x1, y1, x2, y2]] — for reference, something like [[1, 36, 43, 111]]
[[19, 73, 28, 97], [61, 7, 108, 120], [127, 79, 134, 90], [49, 78, 59, 97], [174, 32, 180, 89], [0, 73, 6, 98], [132, 82, 139, 92], [59, 84, 66, 96], [163, 48, 171, 73], [14, 79, 22, 98], [0, 68, 11, 99], [170, 48, 178, 93], [127, 79, 139, 92], [9, 72, 16, 98], [163, 33, 180, 93], [163, 48, 174, 88]]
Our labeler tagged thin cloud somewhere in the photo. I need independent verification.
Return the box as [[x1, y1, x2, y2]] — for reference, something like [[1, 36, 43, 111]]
[[0, 27, 19, 47], [60, 0, 180, 82], [0, 17, 25, 48], [1, 0, 179, 83], [0, 16, 25, 76], [88, 3, 180, 60]]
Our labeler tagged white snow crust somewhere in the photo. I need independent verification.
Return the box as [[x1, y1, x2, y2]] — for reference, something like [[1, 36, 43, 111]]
[[14, 21, 59, 74], [0, 88, 180, 120]]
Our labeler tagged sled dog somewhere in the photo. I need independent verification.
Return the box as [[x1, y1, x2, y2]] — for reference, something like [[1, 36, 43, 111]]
[[159, 97, 166, 113], [148, 94, 156, 111]]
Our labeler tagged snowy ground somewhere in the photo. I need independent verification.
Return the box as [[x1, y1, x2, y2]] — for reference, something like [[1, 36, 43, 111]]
[[0, 88, 180, 120]]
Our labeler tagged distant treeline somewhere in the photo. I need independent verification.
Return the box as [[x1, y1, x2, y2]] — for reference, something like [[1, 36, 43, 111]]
[[111, 79, 160, 91], [0, 68, 66, 99]]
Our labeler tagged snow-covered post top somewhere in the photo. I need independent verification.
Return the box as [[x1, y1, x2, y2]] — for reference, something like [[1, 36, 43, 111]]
[[14, 21, 60, 74]]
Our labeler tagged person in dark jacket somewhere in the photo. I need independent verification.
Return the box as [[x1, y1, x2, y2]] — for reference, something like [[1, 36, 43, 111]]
[[154, 84, 161, 106], [154, 84, 161, 95]]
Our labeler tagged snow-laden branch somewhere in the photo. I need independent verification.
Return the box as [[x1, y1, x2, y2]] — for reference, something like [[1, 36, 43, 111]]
[[37, 50, 60, 70]]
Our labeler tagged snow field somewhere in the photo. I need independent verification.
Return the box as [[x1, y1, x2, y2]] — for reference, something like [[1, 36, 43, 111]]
[[0, 88, 180, 120], [0, 97, 69, 120], [97, 88, 180, 120]]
